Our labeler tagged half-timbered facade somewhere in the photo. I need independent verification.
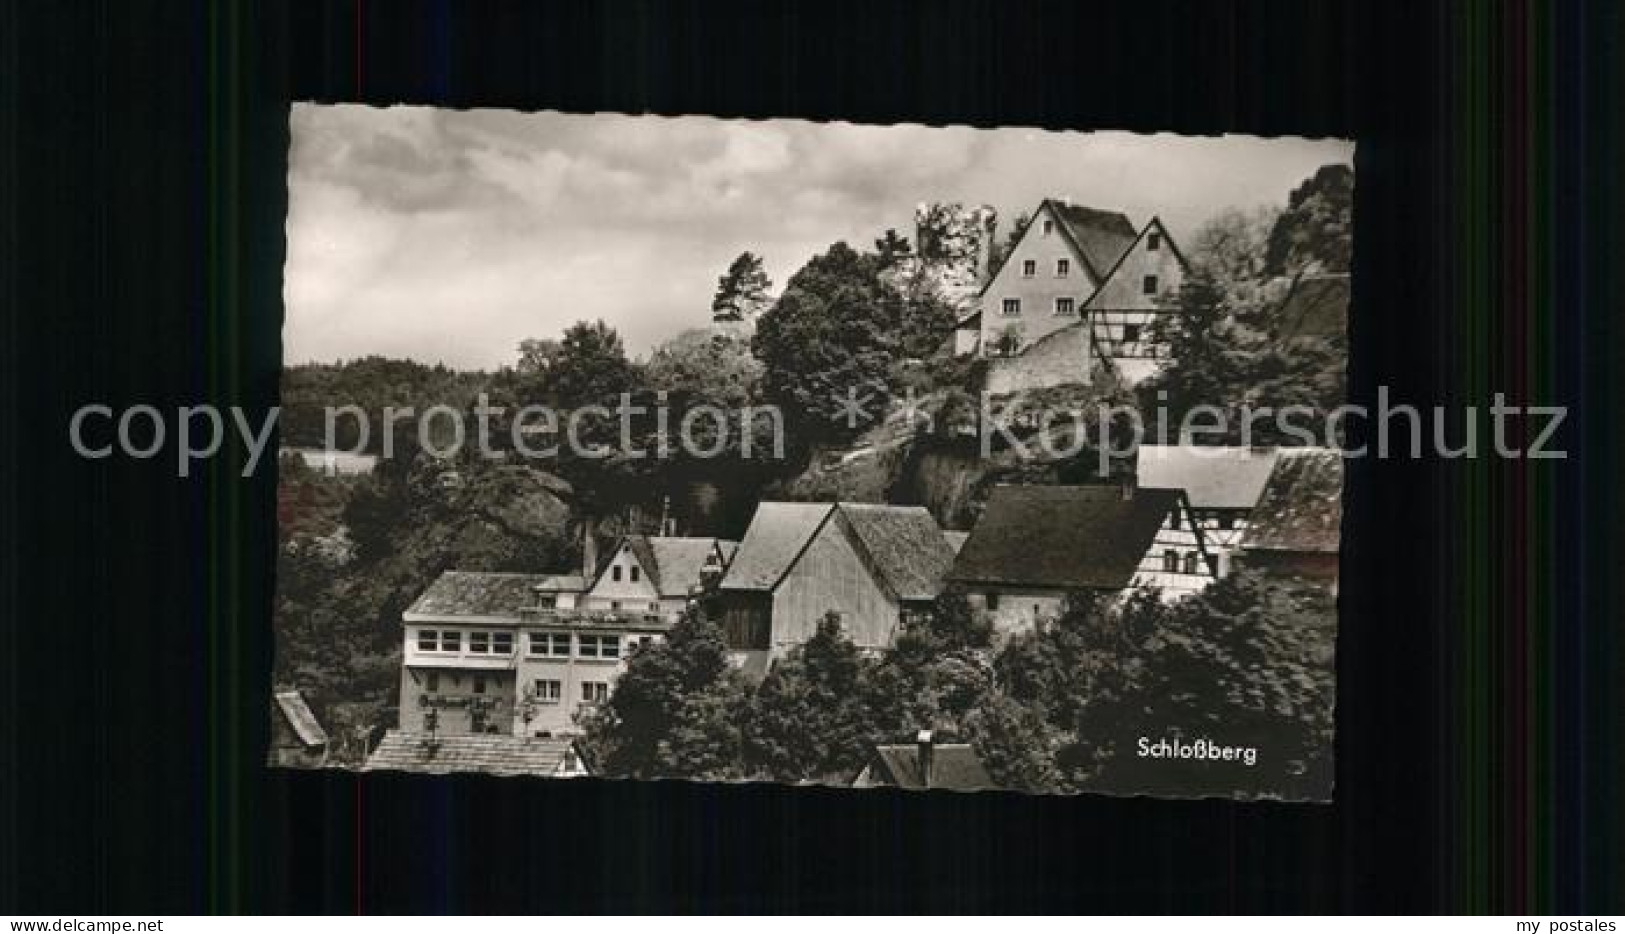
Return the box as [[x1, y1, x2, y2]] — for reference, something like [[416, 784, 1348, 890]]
[[1136, 445, 1281, 575], [946, 484, 1216, 636], [954, 199, 1189, 387], [1083, 216, 1189, 384]]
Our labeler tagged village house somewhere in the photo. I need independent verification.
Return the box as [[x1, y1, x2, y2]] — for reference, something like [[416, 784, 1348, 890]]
[[364, 730, 591, 778], [1234, 448, 1344, 587], [268, 689, 329, 768], [1135, 445, 1282, 575], [715, 502, 958, 674], [954, 198, 1189, 389], [851, 730, 994, 792], [579, 534, 737, 620], [397, 535, 736, 740], [945, 484, 1216, 635]]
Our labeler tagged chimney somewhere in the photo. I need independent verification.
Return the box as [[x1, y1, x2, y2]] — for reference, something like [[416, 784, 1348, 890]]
[[916, 729, 935, 788], [581, 518, 598, 580]]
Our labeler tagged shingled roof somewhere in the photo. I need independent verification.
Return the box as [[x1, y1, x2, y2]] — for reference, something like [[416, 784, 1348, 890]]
[[948, 485, 1182, 590], [364, 730, 584, 777], [865, 743, 994, 791], [404, 571, 554, 621], [272, 690, 327, 748], [1049, 201, 1140, 278], [1239, 449, 1344, 554], [618, 536, 735, 598], [718, 502, 835, 591], [1136, 445, 1281, 511], [838, 504, 957, 602], [720, 502, 955, 601]]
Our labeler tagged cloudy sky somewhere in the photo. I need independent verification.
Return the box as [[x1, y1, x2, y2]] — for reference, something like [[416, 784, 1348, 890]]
[[284, 105, 1353, 370]]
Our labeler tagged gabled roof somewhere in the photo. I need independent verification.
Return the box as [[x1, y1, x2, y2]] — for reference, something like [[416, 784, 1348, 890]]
[[1082, 215, 1192, 311], [979, 199, 1139, 298], [720, 502, 955, 601], [273, 690, 328, 748], [947, 485, 1182, 590], [1136, 445, 1280, 511], [718, 502, 837, 591], [1274, 273, 1349, 343], [1239, 449, 1344, 554], [866, 743, 994, 791], [591, 535, 735, 598], [837, 504, 957, 602], [364, 730, 584, 777], [1049, 201, 1140, 279], [405, 571, 555, 621]]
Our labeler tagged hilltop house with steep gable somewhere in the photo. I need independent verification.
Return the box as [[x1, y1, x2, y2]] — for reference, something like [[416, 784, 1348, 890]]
[[955, 198, 1189, 388]]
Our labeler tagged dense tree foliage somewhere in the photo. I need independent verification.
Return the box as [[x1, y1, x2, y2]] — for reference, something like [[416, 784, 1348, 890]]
[[711, 251, 774, 323], [280, 356, 489, 452], [1264, 163, 1354, 276], [753, 242, 904, 444], [575, 608, 750, 780]]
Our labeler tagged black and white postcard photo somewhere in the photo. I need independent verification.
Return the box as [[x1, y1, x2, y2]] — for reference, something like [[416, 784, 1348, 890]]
[[272, 105, 1351, 800]]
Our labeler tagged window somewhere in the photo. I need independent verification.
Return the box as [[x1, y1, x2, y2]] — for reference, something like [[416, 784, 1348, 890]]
[[612, 565, 623, 582], [578, 634, 621, 659], [986, 593, 1001, 611], [1054, 297, 1075, 316], [1142, 275, 1159, 295], [534, 679, 561, 703], [1002, 298, 1021, 317], [530, 631, 571, 657], [1123, 324, 1141, 343], [473, 676, 487, 695], [1163, 549, 1180, 572], [648, 602, 660, 611], [581, 682, 609, 704], [1056, 258, 1070, 277], [417, 630, 438, 652], [470, 631, 490, 653], [1042, 219, 1054, 235], [1021, 259, 1036, 277], [1218, 515, 1235, 531], [1147, 232, 1161, 252], [610, 600, 622, 611], [1184, 553, 1201, 575], [439, 631, 461, 652], [426, 672, 440, 692], [630, 565, 640, 583], [536, 594, 557, 610], [1168, 509, 1181, 530], [492, 632, 513, 654]]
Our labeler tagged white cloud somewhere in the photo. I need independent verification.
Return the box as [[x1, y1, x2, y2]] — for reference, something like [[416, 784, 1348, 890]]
[[284, 105, 1353, 369]]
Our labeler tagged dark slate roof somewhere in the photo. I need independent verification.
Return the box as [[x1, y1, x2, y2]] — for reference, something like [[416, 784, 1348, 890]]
[[718, 502, 836, 591], [839, 504, 956, 602], [405, 571, 555, 620], [273, 690, 327, 747], [1050, 201, 1139, 278], [868, 743, 994, 791], [1136, 445, 1281, 511], [948, 485, 1181, 590], [364, 730, 582, 777], [1239, 449, 1344, 554], [1275, 273, 1349, 343]]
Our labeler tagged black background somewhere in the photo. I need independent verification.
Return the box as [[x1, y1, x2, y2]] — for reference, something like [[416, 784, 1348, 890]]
[[3, 0, 1620, 914]]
